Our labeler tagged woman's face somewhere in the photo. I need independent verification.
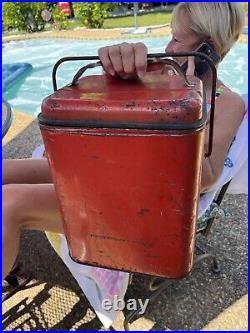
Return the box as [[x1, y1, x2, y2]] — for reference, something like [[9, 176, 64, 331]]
[[165, 28, 201, 66]]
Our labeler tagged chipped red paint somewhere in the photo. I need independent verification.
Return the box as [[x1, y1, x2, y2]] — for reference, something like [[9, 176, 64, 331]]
[[40, 72, 206, 278], [42, 74, 203, 125]]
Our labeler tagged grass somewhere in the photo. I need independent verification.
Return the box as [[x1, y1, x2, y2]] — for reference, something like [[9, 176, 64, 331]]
[[103, 11, 173, 29], [3, 30, 26, 36], [3, 11, 173, 36]]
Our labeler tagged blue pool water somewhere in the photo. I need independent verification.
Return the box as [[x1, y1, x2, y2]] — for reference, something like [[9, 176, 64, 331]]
[[2, 38, 248, 116]]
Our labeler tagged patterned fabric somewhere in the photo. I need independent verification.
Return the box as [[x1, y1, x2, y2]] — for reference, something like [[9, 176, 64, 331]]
[[198, 93, 248, 217], [224, 157, 234, 168], [196, 202, 231, 233]]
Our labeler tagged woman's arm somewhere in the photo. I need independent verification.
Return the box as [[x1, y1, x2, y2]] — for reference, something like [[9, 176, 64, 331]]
[[200, 91, 245, 192], [2, 158, 53, 185]]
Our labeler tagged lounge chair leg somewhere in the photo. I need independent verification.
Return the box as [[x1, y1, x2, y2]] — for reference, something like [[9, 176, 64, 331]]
[[195, 243, 221, 274], [194, 253, 221, 274], [123, 306, 145, 331], [211, 259, 221, 273], [145, 276, 173, 292], [123, 278, 172, 330]]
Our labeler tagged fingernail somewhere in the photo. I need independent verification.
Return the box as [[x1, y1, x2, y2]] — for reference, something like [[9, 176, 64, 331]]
[[109, 69, 115, 76]]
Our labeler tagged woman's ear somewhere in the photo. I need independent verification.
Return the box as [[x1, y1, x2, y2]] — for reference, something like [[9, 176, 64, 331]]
[[205, 39, 217, 51]]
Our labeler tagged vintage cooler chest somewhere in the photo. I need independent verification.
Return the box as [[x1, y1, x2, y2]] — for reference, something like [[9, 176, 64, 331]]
[[38, 54, 215, 278]]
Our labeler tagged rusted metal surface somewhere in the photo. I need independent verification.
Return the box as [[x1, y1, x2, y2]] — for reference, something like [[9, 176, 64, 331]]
[[40, 72, 206, 278], [42, 74, 203, 125]]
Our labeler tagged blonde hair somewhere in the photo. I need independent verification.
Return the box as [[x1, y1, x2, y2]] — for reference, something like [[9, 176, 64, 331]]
[[171, 2, 245, 59]]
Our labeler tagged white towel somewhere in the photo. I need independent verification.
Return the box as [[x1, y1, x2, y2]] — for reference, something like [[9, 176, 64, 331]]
[[32, 94, 248, 328]]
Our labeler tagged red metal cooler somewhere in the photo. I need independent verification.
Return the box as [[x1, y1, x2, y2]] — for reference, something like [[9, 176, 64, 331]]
[[38, 54, 216, 279]]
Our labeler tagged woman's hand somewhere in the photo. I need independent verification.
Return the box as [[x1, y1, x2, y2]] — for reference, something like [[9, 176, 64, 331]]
[[98, 44, 196, 80], [167, 56, 195, 76], [186, 56, 195, 76], [98, 42, 148, 79]]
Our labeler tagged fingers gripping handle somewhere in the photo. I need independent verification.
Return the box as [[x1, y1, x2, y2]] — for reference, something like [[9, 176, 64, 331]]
[[52, 52, 217, 157], [52, 54, 195, 91], [70, 57, 194, 87]]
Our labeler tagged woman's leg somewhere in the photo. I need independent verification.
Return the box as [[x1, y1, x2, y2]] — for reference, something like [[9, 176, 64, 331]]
[[2, 158, 52, 185], [2, 183, 64, 279]]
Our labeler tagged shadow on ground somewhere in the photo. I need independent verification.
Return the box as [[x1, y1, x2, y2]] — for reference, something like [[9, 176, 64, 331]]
[[2, 119, 248, 330]]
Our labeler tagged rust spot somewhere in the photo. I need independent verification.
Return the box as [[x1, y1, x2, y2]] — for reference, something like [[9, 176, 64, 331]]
[[89, 234, 152, 249], [146, 255, 161, 259], [125, 101, 136, 108], [49, 101, 60, 109], [138, 208, 150, 216]]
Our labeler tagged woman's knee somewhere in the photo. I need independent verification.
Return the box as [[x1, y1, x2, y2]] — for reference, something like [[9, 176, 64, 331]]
[[2, 184, 31, 229], [2, 183, 63, 234]]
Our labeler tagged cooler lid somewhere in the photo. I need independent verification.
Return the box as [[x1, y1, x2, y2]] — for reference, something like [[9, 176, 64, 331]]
[[40, 73, 206, 130]]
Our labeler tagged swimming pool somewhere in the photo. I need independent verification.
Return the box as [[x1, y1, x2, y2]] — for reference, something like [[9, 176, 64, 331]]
[[2, 38, 248, 116]]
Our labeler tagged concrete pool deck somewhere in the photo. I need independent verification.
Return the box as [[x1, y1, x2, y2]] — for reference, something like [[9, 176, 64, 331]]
[[2, 25, 248, 331]]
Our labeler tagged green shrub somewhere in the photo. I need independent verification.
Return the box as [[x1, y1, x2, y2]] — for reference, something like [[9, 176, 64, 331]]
[[72, 2, 119, 28], [242, 2, 248, 14], [2, 2, 54, 32], [29, 2, 49, 29], [51, 6, 69, 30], [2, 2, 29, 31]]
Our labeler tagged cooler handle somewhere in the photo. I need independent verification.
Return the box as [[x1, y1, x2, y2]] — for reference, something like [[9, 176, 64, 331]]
[[70, 57, 195, 88], [52, 52, 217, 157]]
